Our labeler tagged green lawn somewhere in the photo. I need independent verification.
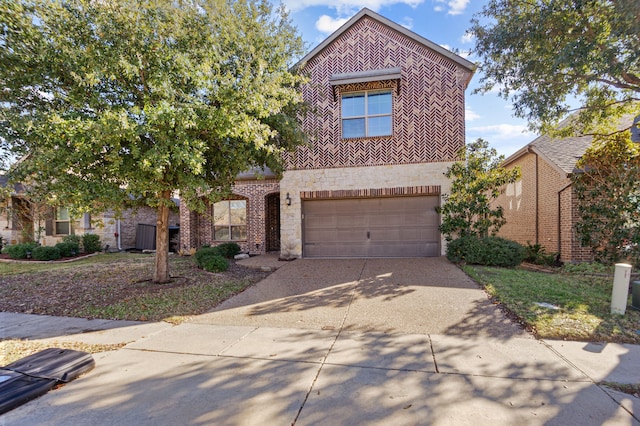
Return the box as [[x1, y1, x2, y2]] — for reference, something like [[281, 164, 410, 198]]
[[464, 265, 640, 344]]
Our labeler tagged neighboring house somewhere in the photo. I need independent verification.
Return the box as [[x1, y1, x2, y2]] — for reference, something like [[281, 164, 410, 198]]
[[1, 175, 180, 251], [493, 115, 635, 263], [179, 8, 475, 258]]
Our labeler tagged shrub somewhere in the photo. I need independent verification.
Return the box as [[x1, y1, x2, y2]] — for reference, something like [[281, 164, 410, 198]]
[[62, 234, 82, 245], [32, 245, 61, 261], [200, 254, 229, 273], [6, 242, 38, 259], [195, 246, 222, 267], [82, 233, 102, 253], [524, 241, 558, 266], [447, 236, 525, 267], [215, 242, 241, 258], [55, 241, 80, 257]]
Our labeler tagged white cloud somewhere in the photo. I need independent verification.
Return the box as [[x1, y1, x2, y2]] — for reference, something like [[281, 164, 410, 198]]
[[440, 43, 452, 51], [469, 124, 534, 141], [316, 15, 350, 33], [282, 0, 424, 14], [465, 107, 480, 121], [400, 16, 414, 30], [433, 0, 470, 16], [460, 32, 474, 44]]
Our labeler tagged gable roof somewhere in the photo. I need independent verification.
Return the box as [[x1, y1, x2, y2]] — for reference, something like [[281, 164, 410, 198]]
[[504, 114, 636, 175], [295, 8, 476, 83]]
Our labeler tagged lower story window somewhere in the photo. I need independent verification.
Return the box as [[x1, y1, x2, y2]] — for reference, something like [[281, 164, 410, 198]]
[[213, 199, 247, 241], [55, 207, 71, 235]]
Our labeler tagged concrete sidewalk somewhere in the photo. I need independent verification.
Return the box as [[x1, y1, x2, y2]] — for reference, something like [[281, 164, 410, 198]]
[[1, 257, 639, 424]]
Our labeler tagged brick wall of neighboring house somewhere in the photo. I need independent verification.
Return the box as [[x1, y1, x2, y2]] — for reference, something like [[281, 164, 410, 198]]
[[285, 15, 471, 171], [493, 153, 537, 245], [179, 179, 280, 255], [495, 151, 594, 263], [536, 158, 567, 253]]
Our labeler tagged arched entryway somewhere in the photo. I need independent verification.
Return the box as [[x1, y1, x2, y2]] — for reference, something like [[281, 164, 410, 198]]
[[265, 193, 281, 252]]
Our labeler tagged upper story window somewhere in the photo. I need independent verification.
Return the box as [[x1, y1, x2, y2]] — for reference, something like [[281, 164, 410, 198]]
[[213, 199, 247, 241], [341, 90, 392, 138]]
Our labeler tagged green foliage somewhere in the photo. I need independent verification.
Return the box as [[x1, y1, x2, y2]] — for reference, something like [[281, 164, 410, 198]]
[[215, 242, 241, 259], [200, 254, 229, 273], [447, 236, 525, 267], [62, 235, 82, 245], [470, 0, 640, 135], [573, 132, 640, 265], [194, 246, 222, 267], [55, 242, 79, 257], [524, 242, 558, 266], [6, 243, 38, 260], [437, 139, 520, 241], [82, 234, 102, 254], [32, 245, 61, 261], [0, 0, 308, 283]]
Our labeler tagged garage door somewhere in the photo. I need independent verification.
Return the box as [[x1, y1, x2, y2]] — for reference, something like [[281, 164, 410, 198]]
[[302, 196, 440, 258]]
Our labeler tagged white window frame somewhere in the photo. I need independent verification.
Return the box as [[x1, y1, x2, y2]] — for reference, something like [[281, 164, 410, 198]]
[[341, 90, 393, 139]]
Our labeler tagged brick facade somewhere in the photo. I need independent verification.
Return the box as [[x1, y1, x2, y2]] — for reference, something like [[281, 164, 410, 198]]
[[179, 9, 474, 258], [179, 179, 280, 255], [494, 151, 594, 263]]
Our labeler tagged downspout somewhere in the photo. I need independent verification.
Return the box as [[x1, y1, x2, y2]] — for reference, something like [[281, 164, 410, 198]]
[[529, 147, 540, 245], [557, 182, 573, 258]]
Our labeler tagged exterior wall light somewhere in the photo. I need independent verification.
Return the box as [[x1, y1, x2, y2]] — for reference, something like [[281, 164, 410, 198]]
[[285, 193, 292, 206]]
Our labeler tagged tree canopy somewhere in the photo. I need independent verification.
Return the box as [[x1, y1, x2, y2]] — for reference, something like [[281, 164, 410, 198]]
[[0, 0, 308, 282], [573, 132, 640, 265], [436, 139, 520, 241], [470, 0, 640, 135]]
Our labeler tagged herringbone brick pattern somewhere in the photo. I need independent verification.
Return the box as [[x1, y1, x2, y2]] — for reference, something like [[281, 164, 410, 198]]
[[286, 16, 470, 170]]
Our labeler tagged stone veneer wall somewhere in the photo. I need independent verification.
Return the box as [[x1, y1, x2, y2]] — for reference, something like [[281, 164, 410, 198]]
[[279, 162, 454, 258]]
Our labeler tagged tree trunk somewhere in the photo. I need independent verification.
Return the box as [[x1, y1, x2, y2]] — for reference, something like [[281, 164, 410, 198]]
[[153, 191, 171, 283]]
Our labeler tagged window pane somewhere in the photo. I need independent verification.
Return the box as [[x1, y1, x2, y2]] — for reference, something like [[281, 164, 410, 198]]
[[214, 226, 230, 240], [230, 200, 246, 225], [341, 94, 365, 118], [367, 92, 392, 115], [368, 115, 392, 137], [55, 222, 70, 235], [343, 118, 366, 138], [231, 226, 247, 241], [213, 201, 229, 226], [57, 207, 70, 221]]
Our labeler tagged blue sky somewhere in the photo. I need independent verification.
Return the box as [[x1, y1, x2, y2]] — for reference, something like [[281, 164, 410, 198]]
[[278, 0, 536, 158]]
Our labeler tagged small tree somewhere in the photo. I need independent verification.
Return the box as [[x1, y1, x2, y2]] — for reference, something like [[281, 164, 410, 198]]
[[437, 139, 520, 241], [573, 132, 640, 265]]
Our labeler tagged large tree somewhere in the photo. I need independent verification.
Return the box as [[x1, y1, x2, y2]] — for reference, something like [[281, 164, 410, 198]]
[[0, 0, 308, 282], [436, 139, 520, 241], [470, 0, 640, 135]]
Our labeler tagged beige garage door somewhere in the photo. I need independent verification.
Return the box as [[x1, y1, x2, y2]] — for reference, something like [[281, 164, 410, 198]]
[[302, 196, 440, 258]]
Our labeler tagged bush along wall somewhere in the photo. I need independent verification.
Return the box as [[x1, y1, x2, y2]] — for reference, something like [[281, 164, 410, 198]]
[[447, 236, 525, 267]]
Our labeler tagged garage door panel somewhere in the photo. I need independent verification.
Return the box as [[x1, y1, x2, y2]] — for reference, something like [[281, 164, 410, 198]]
[[303, 196, 440, 258]]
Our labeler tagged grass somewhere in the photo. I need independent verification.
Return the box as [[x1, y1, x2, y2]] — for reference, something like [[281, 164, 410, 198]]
[[464, 265, 640, 344], [0, 252, 270, 323]]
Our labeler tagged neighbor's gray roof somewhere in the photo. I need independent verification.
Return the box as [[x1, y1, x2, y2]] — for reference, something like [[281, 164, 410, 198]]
[[504, 114, 636, 175]]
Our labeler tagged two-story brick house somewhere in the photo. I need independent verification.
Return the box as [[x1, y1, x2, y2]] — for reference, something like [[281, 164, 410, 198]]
[[179, 8, 475, 258]]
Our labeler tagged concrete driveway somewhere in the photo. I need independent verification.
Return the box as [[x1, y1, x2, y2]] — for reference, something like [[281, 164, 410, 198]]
[[2, 256, 639, 425], [192, 257, 528, 338]]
